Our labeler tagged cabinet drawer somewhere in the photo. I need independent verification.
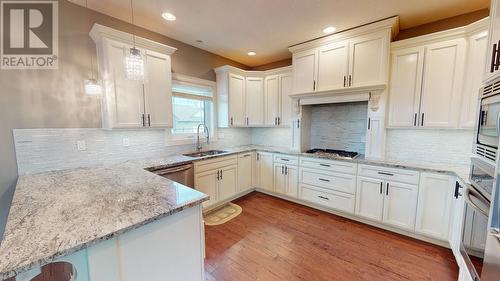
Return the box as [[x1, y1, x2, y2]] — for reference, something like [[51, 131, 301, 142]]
[[300, 168, 356, 194], [274, 154, 299, 165], [300, 157, 357, 174], [300, 184, 355, 214], [358, 164, 420, 185], [194, 155, 238, 173]]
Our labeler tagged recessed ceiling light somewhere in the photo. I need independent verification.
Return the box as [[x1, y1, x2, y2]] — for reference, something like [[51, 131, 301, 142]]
[[161, 12, 176, 21], [323, 26, 336, 34], [247, 51, 256, 56]]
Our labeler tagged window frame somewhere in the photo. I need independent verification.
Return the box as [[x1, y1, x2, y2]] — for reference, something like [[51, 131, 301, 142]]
[[166, 74, 217, 146]]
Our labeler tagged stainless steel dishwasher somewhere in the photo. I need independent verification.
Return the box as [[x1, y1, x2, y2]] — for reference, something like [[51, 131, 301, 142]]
[[151, 163, 194, 188]]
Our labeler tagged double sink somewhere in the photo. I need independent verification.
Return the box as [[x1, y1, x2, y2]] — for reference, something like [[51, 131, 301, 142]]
[[183, 150, 228, 158]]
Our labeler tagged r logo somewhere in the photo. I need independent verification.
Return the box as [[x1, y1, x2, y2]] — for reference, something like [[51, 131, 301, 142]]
[[1, 1, 58, 69]]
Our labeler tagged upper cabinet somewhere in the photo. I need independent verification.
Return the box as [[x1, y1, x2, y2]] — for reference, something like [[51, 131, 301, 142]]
[[90, 24, 177, 130], [485, 0, 500, 83], [215, 66, 293, 128], [388, 19, 488, 129], [289, 18, 396, 95]]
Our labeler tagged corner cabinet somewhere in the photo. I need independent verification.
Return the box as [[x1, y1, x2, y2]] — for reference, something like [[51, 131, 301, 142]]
[[290, 21, 395, 95], [255, 151, 274, 191], [215, 66, 293, 128], [90, 24, 177, 130]]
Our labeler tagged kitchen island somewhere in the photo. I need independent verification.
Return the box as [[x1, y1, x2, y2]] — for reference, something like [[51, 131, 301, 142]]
[[0, 163, 208, 280]]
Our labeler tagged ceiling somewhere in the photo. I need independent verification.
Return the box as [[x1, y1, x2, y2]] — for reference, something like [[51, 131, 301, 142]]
[[70, 0, 489, 67]]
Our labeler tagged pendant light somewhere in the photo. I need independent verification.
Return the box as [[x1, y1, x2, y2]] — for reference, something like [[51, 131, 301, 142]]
[[124, 0, 144, 80], [83, 0, 102, 95]]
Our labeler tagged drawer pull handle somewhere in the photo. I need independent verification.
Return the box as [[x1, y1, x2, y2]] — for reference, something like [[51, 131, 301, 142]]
[[281, 158, 290, 161], [377, 172, 394, 176], [319, 178, 330, 182], [318, 196, 330, 200], [319, 164, 331, 167]]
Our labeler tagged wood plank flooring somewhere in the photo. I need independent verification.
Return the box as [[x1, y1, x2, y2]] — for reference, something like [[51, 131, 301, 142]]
[[204, 192, 458, 281]]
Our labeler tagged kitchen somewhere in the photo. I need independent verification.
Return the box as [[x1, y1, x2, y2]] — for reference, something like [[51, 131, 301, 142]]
[[0, 0, 499, 280]]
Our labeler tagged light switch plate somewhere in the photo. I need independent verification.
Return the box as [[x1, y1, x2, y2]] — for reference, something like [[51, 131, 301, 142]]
[[76, 140, 86, 151], [123, 138, 130, 147]]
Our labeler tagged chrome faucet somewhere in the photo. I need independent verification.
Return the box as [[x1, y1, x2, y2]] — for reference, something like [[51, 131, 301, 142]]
[[197, 123, 209, 151]]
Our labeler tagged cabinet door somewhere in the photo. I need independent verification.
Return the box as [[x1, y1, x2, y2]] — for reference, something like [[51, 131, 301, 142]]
[[365, 116, 384, 160], [387, 47, 425, 127], [355, 177, 384, 222], [461, 30, 488, 128], [293, 49, 317, 94], [279, 73, 294, 127], [246, 77, 265, 126], [274, 164, 286, 194], [285, 165, 299, 198], [194, 170, 218, 208], [484, 0, 500, 83], [228, 73, 246, 127], [219, 165, 238, 201], [238, 153, 253, 191], [264, 75, 280, 126], [144, 50, 173, 128], [257, 152, 274, 191], [450, 189, 465, 258], [349, 32, 388, 87], [317, 41, 349, 91], [106, 40, 145, 128], [415, 173, 454, 241], [382, 181, 418, 231], [420, 38, 466, 128]]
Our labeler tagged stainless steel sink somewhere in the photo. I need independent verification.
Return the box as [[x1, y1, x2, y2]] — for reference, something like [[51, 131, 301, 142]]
[[183, 150, 228, 158]]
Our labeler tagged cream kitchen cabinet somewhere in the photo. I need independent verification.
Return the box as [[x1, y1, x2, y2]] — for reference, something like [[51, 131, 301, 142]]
[[485, 0, 500, 83], [415, 172, 455, 241], [90, 24, 176, 130], [274, 155, 299, 198], [256, 151, 274, 191], [228, 73, 246, 127], [265, 75, 281, 126], [238, 152, 255, 192], [194, 156, 238, 209], [215, 66, 292, 128], [450, 181, 466, 258], [290, 21, 394, 95], [279, 73, 294, 126], [461, 29, 488, 128], [356, 176, 385, 221], [246, 77, 265, 126], [388, 38, 466, 128]]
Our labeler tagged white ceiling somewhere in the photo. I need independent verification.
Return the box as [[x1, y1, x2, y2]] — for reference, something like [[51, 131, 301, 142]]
[[70, 0, 489, 67]]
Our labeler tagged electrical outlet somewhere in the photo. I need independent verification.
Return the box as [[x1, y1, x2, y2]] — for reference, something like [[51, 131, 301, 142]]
[[123, 138, 130, 147], [76, 140, 86, 151]]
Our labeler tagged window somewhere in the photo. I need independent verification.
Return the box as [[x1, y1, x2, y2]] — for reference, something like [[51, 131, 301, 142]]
[[168, 76, 215, 144]]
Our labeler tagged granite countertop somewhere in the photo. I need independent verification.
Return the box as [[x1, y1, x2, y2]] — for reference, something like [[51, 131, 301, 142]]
[[0, 163, 208, 279], [0, 145, 472, 279]]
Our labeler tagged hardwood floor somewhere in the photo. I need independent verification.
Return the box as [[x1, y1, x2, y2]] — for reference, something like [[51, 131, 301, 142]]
[[204, 192, 458, 281]]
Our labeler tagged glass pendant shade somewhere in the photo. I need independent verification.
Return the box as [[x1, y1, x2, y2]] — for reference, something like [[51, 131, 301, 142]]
[[125, 47, 144, 80], [84, 78, 102, 95]]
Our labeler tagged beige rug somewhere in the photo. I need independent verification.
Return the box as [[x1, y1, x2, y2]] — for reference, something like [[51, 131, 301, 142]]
[[204, 203, 242, 226]]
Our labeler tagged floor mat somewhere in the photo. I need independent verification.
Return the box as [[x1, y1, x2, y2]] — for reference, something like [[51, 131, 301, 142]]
[[204, 203, 242, 226]]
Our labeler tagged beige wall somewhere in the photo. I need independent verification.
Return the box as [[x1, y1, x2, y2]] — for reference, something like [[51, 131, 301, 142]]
[[251, 58, 292, 71], [0, 0, 250, 199]]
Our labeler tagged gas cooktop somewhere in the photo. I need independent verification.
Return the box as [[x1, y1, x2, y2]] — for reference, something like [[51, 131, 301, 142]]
[[305, 149, 359, 159]]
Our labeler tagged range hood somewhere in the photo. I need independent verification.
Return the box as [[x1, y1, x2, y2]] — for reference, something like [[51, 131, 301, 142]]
[[290, 84, 386, 106]]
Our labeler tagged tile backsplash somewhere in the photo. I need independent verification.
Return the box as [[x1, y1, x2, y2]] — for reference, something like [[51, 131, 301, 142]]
[[14, 128, 251, 174], [309, 102, 368, 154], [251, 128, 291, 148], [385, 129, 474, 165]]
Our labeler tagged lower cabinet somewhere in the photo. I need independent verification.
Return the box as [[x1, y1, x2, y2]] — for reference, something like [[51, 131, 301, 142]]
[[273, 163, 299, 198], [194, 156, 238, 209], [355, 176, 418, 231], [238, 152, 255, 192], [300, 184, 356, 214], [450, 181, 466, 258], [256, 152, 274, 191], [415, 172, 454, 241]]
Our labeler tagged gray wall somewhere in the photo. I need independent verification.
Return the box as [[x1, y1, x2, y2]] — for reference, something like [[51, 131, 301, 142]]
[[0, 0, 249, 203], [309, 102, 368, 154]]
